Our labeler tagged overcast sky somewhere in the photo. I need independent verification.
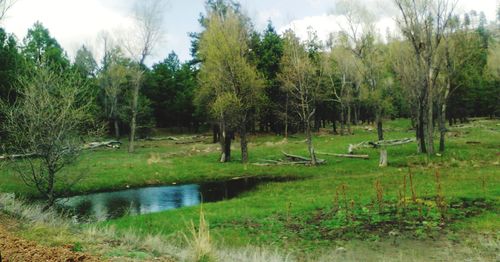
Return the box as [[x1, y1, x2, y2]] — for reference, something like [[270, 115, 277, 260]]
[[1, 0, 497, 66]]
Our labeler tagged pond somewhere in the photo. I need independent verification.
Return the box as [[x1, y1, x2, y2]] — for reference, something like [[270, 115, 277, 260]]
[[57, 177, 293, 221]]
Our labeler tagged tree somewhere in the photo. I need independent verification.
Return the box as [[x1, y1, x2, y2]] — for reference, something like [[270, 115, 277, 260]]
[[336, 0, 391, 140], [99, 48, 130, 139], [197, 5, 264, 163], [254, 22, 285, 134], [125, 0, 166, 153], [0, 0, 15, 21], [73, 45, 97, 78], [1, 67, 97, 207], [22, 22, 69, 70], [279, 30, 321, 165], [144, 52, 199, 130], [0, 28, 24, 148], [393, 0, 457, 155], [0, 28, 23, 102], [325, 34, 362, 136], [437, 17, 487, 152]]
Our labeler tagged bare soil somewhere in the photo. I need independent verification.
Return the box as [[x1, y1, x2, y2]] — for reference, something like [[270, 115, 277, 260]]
[[0, 216, 99, 262]]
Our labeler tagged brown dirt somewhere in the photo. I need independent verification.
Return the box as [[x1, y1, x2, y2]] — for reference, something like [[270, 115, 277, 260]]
[[0, 220, 100, 262]]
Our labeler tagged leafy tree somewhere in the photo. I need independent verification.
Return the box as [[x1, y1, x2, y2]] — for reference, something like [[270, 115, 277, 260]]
[[22, 22, 69, 70], [73, 45, 98, 78], [438, 18, 487, 152], [144, 52, 199, 130], [98, 48, 130, 138], [0, 28, 23, 103], [254, 22, 285, 134], [196, 5, 264, 163], [0, 28, 24, 148]]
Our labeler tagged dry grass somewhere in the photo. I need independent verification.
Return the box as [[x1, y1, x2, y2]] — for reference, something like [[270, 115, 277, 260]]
[[184, 207, 216, 262]]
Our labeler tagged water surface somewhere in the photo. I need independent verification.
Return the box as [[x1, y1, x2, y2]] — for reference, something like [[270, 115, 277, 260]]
[[57, 177, 289, 220]]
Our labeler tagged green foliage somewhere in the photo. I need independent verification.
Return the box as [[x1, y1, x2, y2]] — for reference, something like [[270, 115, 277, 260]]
[[22, 21, 69, 70], [1, 66, 98, 205], [144, 52, 199, 129], [73, 45, 98, 78], [196, 5, 264, 129], [0, 27, 24, 104]]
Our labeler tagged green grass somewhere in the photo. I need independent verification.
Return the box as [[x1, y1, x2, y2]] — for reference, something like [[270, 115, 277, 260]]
[[1, 118, 499, 258]]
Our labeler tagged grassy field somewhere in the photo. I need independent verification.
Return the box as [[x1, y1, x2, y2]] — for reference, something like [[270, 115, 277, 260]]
[[0, 118, 498, 260]]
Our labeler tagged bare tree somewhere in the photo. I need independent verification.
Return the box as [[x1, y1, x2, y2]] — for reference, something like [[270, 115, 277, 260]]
[[279, 30, 321, 165], [0, 0, 15, 22], [336, 0, 389, 141], [1, 67, 97, 207], [125, 0, 167, 153], [393, 0, 457, 155], [324, 39, 360, 136]]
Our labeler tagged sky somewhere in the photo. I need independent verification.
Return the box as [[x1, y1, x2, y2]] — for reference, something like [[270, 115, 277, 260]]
[[1, 0, 497, 66]]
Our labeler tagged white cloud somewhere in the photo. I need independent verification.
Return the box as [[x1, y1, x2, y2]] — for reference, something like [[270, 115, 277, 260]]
[[279, 14, 398, 44], [2, 0, 135, 62]]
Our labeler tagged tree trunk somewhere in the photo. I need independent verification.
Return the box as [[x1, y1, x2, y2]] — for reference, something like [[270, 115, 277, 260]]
[[347, 104, 352, 135], [353, 103, 359, 126], [425, 68, 435, 155], [284, 93, 289, 139], [417, 99, 427, 154], [46, 169, 56, 207], [128, 71, 142, 153], [340, 105, 345, 136], [212, 124, 220, 144], [240, 123, 248, 163], [376, 109, 383, 141], [305, 122, 317, 165], [114, 119, 120, 139], [439, 80, 451, 152], [379, 149, 387, 167], [219, 120, 231, 163], [332, 120, 338, 135]]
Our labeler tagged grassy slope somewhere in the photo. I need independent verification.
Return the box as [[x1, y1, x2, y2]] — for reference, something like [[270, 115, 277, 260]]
[[1, 119, 499, 256]]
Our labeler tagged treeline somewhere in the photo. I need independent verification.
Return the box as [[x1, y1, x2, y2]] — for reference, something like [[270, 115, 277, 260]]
[[0, 0, 499, 155]]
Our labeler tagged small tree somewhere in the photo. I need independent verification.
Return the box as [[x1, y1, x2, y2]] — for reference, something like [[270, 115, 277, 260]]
[[1, 67, 97, 206], [99, 48, 130, 139], [197, 5, 263, 163], [279, 30, 321, 165], [124, 0, 166, 153], [393, 0, 457, 155]]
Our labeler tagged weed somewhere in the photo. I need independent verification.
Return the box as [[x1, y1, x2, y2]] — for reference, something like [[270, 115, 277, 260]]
[[184, 207, 215, 262]]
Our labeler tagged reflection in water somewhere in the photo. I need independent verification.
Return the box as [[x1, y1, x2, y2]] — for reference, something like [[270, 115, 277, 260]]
[[57, 177, 276, 221], [57, 184, 200, 220]]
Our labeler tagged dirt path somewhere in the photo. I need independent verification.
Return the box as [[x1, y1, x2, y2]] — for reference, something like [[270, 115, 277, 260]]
[[0, 221, 99, 262]]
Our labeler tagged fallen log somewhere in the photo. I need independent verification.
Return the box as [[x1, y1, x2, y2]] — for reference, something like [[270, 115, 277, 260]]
[[175, 140, 206, 145], [82, 140, 122, 150], [143, 136, 179, 141], [348, 138, 415, 153], [1, 140, 122, 161], [282, 151, 326, 164], [0, 153, 38, 160], [282, 151, 311, 162], [316, 152, 369, 159], [253, 161, 312, 166]]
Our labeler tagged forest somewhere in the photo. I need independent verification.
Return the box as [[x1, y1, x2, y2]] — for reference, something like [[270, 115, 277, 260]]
[[0, 0, 499, 261]]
